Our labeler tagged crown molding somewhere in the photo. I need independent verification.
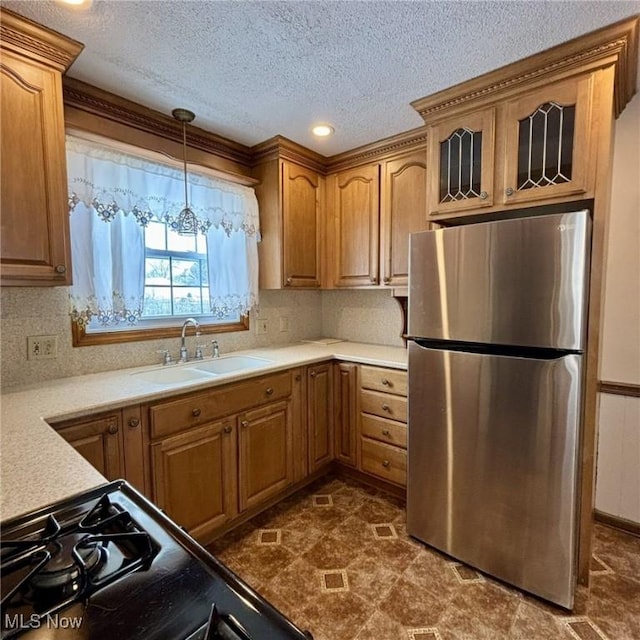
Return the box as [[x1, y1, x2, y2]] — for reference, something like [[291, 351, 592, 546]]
[[250, 136, 327, 173], [0, 8, 83, 72], [63, 77, 253, 166], [412, 15, 639, 121], [326, 126, 428, 173]]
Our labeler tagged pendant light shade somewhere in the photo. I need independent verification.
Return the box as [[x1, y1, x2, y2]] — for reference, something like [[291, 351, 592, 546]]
[[172, 108, 197, 236]]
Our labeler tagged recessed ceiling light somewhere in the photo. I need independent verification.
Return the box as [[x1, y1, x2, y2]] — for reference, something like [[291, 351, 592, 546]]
[[312, 124, 335, 137], [56, 0, 92, 8]]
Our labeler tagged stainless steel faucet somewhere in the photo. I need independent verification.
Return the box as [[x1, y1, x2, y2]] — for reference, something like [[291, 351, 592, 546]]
[[211, 340, 220, 358], [179, 318, 201, 362]]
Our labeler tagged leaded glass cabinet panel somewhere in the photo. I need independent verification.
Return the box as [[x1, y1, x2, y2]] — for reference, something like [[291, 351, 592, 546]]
[[502, 75, 593, 206], [427, 108, 495, 217]]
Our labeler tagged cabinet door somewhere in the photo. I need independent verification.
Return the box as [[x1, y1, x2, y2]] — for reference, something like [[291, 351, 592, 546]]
[[151, 420, 237, 540], [334, 363, 357, 467], [502, 75, 594, 206], [238, 401, 293, 512], [282, 161, 322, 288], [57, 414, 124, 480], [427, 108, 496, 217], [308, 363, 334, 472], [1, 52, 71, 285], [380, 150, 428, 286], [333, 164, 380, 287]]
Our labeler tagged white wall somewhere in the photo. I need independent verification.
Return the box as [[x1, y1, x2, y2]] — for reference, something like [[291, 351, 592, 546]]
[[595, 89, 640, 524]]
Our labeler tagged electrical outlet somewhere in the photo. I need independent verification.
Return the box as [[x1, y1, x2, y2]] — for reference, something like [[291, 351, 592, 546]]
[[278, 316, 289, 332], [27, 335, 58, 360], [256, 318, 268, 335]]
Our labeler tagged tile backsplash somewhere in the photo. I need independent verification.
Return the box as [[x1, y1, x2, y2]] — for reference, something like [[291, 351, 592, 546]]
[[1, 287, 404, 389]]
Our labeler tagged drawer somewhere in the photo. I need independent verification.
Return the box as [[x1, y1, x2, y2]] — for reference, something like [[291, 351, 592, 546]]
[[150, 371, 292, 439], [361, 437, 407, 486], [361, 414, 407, 449], [360, 389, 407, 423], [360, 365, 407, 396]]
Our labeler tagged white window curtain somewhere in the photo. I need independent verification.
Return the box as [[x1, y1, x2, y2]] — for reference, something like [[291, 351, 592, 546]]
[[66, 134, 260, 326]]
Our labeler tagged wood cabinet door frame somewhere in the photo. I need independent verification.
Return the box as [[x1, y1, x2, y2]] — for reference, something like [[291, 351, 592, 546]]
[[151, 419, 237, 540], [501, 74, 594, 206], [238, 400, 293, 512], [380, 150, 428, 286], [333, 164, 380, 287], [427, 108, 496, 217], [307, 363, 335, 472], [334, 362, 357, 467], [282, 160, 322, 288]]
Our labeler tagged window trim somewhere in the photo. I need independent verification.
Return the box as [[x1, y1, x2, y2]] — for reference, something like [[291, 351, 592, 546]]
[[71, 315, 249, 347]]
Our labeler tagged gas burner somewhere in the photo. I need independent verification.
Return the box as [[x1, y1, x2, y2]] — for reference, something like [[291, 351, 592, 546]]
[[31, 534, 104, 590]]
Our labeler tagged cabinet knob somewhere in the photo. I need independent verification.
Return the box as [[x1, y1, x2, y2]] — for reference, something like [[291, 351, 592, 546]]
[[383, 276, 390, 284], [295, 374, 302, 381], [382, 403, 391, 412], [370, 277, 377, 283], [310, 370, 316, 378], [382, 429, 391, 437], [265, 387, 274, 396], [479, 191, 488, 200], [223, 425, 233, 434], [382, 460, 390, 468], [54, 264, 67, 274], [505, 187, 514, 197], [241, 420, 249, 428], [192, 408, 202, 417], [128, 417, 140, 428], [108, 424, 118, 435], [286, 276, 293, 285], [381, 378, 390, 386]]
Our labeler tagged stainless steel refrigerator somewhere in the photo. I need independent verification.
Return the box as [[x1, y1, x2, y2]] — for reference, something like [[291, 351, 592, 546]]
[[407, 210, 590, 609]]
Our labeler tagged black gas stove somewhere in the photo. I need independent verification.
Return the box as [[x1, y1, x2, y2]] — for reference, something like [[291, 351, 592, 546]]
[[0, 481, 312, 640]]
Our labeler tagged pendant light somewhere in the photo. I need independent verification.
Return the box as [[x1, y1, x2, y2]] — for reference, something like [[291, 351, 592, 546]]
[[172, 108, 197, 235]]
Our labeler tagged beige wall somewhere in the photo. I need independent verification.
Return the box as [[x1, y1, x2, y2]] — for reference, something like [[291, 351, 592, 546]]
[[595, 89, 640, 524]]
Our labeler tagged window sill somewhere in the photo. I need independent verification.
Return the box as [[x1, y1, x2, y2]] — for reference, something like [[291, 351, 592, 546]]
[[71, 316, 249, 347]]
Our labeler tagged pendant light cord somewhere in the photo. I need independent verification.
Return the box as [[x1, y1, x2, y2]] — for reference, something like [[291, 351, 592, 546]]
[[182, 120, 189, 212]]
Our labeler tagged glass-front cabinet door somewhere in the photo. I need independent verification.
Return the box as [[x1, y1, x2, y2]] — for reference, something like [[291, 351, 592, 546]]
[[502, 75, 593, 206], [427, 108, 495, 217]]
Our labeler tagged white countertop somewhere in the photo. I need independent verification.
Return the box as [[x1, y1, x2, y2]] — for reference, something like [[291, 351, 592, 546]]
[[0, 341, 407, 522]]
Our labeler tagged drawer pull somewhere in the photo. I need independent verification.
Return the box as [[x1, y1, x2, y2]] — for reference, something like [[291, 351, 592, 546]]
[[382, 403, 391, 412], [108, 424, 118, 435], [192, 408, 202, 417], [128, 418, 140, 428], [55, 264, 67, 274], [265, 387, 274, 396], [382, 460, 390, 468], [241, 420, 249, 428], [310, 370, 316, 378], [381, 429, 391, 436], [223, 425, 233, 434], [381, 378, 391, 386]]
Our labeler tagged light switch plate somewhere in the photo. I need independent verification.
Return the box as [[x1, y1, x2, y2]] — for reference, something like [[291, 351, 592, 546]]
[[27, 335, 58, 360], [256, 318, 268, 335], [278, 316, 289, 332]]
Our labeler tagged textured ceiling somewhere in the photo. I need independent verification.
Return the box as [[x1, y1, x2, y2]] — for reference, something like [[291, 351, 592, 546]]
[[3, 0, 639, 155]]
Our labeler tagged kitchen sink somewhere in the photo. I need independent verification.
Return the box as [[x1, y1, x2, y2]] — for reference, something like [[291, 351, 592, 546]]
[[190, 355, 273, 375], [132, 366, 217, 385]]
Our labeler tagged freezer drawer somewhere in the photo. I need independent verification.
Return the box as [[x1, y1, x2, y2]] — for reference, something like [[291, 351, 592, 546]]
[[408, 211, 590, 350], [407, 341, 582, 608]]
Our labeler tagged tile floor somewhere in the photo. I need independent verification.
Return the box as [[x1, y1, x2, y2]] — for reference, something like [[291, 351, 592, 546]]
[[208, 476, 640, 640]]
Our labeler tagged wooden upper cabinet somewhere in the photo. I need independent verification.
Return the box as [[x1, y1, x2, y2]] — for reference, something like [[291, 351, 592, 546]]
[[282, 161, 322, 288], [427, 108, 496, 217], [500, 75, 594, 206], [254, 155, 323, 289], [380, 150, 428, 286], [56, 413, 125, 481], [333, 164, 380, 287], [0, 10, 82, 286]]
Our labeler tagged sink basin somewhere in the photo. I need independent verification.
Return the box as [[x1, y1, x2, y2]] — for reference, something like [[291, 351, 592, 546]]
[[132, 366, 217, 385], [191, 355, 273, 375]]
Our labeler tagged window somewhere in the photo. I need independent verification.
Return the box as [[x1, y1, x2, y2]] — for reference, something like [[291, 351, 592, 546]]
[[66, 134, 259, 346]]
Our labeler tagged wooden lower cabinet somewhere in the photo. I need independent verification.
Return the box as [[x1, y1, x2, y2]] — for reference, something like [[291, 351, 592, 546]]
[[334, 362, 357, 467], [151, 419, 237, 539], [57, 413, 124, 481], [307, 363, 334, 472], [238, 401, 293, 512]]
